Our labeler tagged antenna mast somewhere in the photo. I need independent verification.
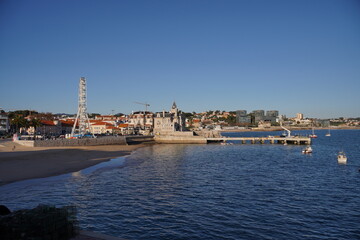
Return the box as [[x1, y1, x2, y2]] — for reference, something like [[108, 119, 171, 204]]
[[71, 77, 91, 137]]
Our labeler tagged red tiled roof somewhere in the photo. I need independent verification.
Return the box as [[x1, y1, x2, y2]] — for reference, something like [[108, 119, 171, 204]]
[[91, 121, 112, 126], [90, 120, 103, 123], [40, 120, 56, 126], [106, 126, 118, 129], [60, 120, 75, 127]]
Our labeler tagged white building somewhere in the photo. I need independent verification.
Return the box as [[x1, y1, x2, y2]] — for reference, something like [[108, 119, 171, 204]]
[[128, 111, 154, 131], [296, 113, 304, 120], [0, 112, 10, 134], [153, 102, 186, 135]]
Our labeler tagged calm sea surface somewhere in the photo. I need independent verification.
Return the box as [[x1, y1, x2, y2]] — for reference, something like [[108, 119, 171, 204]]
[[1, 130, 360, 240]]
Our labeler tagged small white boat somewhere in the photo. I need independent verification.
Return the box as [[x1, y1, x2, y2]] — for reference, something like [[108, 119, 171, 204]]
[[337, 151, 347, 164], [302, 146, 312, 154], [309, 126, 317, 138], [325, 122, 331, 136]]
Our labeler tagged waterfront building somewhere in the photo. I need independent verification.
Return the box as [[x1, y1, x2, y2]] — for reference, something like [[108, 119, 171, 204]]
[[265, 110, 279, 123], [296, 113, 304, 120], [190, 118, 202, 128], [236, 110, 251, 126], [95, 115, 119, 121], [25, 120, 74, 136], [59, 120, 74, 135], [33, 120, 62, 136], [118, 123, 133, 135], [127, 111, 154, 134], [153, 102, 186, 135], [0, 112, 10, 134], [94, 115, 125, 125], [90, 121, 114, 135], [252, 110, 265, 124]]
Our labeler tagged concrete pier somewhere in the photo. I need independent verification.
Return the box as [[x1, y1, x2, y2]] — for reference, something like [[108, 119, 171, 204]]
[[206, 136, 311, 145]]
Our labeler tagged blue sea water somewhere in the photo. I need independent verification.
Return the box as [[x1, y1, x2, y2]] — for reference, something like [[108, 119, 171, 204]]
[[1, 129, 360, 240]]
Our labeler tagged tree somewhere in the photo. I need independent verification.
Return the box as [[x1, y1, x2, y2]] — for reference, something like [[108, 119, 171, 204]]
[[11, 115, 27, 133], [89, 113, 101, 118], [226, 115, 236, 125], [30, 118, 42, 136], [184, 112, 194, 119], [35, 112, 54, 120]]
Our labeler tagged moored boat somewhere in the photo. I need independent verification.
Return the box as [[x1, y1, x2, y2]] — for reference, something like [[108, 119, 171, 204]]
[[337, 151, 347, 164], [302, 146, 312, 154], [325, 128, 331, 137], [309, 126, 317, 138]]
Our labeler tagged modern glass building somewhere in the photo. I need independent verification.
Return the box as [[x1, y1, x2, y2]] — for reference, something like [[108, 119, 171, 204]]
[[252, 110, 265, 124], [236, 110, 251, 125], [266, 110, 279, 123]]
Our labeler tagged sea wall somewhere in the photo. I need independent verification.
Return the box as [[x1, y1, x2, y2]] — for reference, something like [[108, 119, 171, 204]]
[[156, 131, 195, 137], [154, 135, 207, 144], [13, 139, 35, 147], [125, 135, 154, 144], [34, 136, 127, 147]]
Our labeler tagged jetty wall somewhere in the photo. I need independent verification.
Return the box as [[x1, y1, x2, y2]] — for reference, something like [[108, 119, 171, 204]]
[[125, 135, 154, 144], [33, 136, 127, 147], [154, 135, 207, 144]]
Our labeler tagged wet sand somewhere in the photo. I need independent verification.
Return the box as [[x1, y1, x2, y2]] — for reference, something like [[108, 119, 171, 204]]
[[0, 139, 145, 186]]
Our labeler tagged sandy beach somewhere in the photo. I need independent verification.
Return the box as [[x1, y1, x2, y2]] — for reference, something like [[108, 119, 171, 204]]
[[0, 139, 146, 186]]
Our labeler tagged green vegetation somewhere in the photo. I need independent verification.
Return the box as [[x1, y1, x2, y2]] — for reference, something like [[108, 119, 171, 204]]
[[89, 113, 101, 118], [226, 115, 236, 125], [330, 121, 346, 126], [183, 112, 194, 119]]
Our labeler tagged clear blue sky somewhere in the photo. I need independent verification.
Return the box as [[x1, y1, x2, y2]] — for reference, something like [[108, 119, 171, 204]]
[[1, 0, 359, 118]]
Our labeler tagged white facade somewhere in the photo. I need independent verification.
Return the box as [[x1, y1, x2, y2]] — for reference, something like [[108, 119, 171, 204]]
[[296, 113, 304, 120], [128, 112, 154, 129], [0, 113, 10, 133], [153, 102, 186, 135]]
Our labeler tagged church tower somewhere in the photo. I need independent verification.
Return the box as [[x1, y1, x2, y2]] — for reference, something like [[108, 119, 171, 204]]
[[170, 101, 178, 116]]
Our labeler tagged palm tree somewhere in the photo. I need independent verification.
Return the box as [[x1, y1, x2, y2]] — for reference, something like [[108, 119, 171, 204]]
[[30, 118, 42, 139], [11, 115, 26, 133]]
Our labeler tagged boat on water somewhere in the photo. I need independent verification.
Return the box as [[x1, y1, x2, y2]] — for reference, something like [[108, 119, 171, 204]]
[[309, 127, 317, 138], [325, 125, 331, 137], [302, 146, 313, 154], [337, 151, 347, 164]]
